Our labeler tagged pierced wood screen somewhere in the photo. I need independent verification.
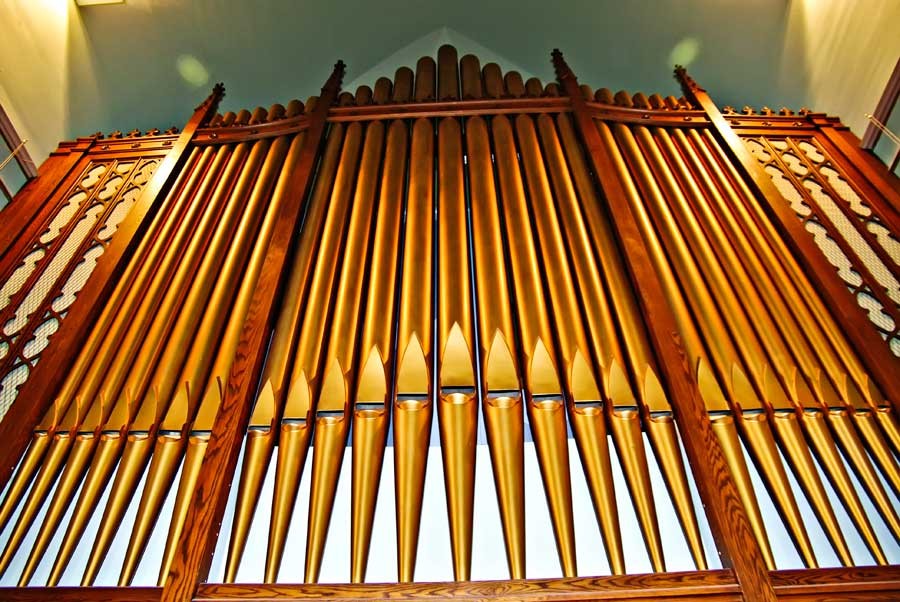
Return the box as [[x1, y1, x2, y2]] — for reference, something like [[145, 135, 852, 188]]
[[0, 47, 897, 602]]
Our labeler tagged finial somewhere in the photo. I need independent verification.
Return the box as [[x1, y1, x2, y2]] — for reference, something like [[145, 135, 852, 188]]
[[195, 82, 226, 111], [673, 64, 701, 96]]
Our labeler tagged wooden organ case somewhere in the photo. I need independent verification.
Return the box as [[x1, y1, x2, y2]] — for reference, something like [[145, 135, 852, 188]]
[[0, 46, 898, 601]]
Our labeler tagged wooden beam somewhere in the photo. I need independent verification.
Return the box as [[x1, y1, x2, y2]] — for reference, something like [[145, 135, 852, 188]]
[[553, 50, 777, 602], [0, 84, 224, 493], [674, 65, 900, 410], [194, 571, 741, 601], [158, 61, 344, 602], [861, 57, 900, 150]]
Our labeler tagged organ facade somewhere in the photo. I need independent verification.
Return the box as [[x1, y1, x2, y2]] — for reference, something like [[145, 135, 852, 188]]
[[0, 46, 897, 601]]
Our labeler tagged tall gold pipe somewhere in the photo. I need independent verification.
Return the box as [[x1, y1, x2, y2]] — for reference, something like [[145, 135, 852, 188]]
[[102, 144, 243, 420], [305, 119, 385, 583], [534, 114, 662, 571], [466, 116, 526, 579], [492, 114, 577, 576], [802, 409, 886, 564], [436, 117, 477, 581], [56, 147, 216, 432], [393, 117, 434, 583], [556, 115, 705, 570], [168, 128, 302, 587], [225, 124, 344, 583], [874, 406, 900, 456], [350, 119, 407, 583], [122, 135, 285, 584], [266, 122, 364, 582]]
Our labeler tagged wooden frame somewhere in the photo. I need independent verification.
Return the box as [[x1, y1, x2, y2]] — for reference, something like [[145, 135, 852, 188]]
[[0, 50, 896, 602]]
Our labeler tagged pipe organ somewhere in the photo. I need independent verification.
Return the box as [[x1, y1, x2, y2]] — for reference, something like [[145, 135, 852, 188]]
[[0, 46, 897, 601]]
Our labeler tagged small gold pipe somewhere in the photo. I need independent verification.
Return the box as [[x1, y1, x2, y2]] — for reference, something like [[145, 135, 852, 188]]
[[158, 434, 209, 585], [645, 412, 707, 570], [350, 407, 388, 583], [81, 431, 153, 585], [739, 412, 817, 568], [569, 403, 624, 575], [394, 397, 432, 583], [609, 409, 665, 572], [771, 411, 853, 566], [527, 396, 577, 578], [437, 391, 477, 581], [305, 412, 350, 584], [224, 425, 274, 583], [0, 432, 50, 535], [118, 433, 185, 586], [855, 409, 900, 497], [265, 420, 311, 583], [18, 431, 98, 585], [225, 126, 345, 582], [709, 414, 775, 570], [482, 394, 525, 579], [827, 409, 900, 540], [0, 431, 74, 577], [47, 431, 124, 585], [801, 409, 886, 564]]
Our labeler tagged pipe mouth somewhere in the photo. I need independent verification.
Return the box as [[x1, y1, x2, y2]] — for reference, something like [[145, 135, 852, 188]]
[[441, 391, 475, 405], [532, 399, 563, 411], [354, 408, 385, 420], [573, 404, 602, 417], [486, 395, 518, 409], [397, 399, 428, 412]]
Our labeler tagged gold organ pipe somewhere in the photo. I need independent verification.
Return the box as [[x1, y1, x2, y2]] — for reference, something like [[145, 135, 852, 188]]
[[437, 45, 460, 100], [466, 115, 526, 579], [120, 135, 287, 586], [393, 117, 434, 583], [225, 123, 344, 583], [492, 114, 576, 578], [599, 120, 774, 565], [671, 129, 887, 565], [437, 117, 477, 581], [555, 114, 706, 570], [26, 147, 218, 584], [161, 131, 306, 586], [305, 121, 385, 584], [644, 127, 818, 567], [536, 113, 663, 573], [267, 122, 364, 583], [350, 119, 407, 583], [0, 399, 86, 578], [695, 131, 878, 407], [0, 147, 210, 545], [690, 130, 897, 559]]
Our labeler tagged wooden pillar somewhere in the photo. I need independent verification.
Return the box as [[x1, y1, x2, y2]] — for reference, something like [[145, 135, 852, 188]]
[[0, 84, 225, 492], [552, 50, 776, 602], [159, 60, 345, 602], [674, 66, 900, 409]]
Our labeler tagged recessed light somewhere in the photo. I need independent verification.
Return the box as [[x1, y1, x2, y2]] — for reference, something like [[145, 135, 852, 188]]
[[75, 0, 125, 6]]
